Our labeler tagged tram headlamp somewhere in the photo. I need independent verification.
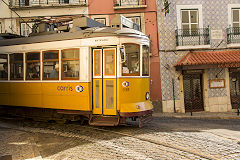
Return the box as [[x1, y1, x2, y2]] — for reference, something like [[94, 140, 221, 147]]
[[145, 92, 150, 100]]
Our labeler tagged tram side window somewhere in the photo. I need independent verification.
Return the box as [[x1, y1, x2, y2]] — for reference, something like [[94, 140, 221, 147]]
[[62, 49, 79, 80], [26, 52, 40, 80], [10, 53, 24, 80], [43, 50, 59, 80], [142, 45, 150, 76], [122, 44, 140, 76], [0, 54, 8, 80]]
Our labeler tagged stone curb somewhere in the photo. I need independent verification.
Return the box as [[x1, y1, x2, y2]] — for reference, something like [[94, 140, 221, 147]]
[[152, 114, 240, 120]]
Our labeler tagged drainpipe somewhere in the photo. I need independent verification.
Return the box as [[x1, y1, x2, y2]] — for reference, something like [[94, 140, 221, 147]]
[[172, 78, 176, 113]]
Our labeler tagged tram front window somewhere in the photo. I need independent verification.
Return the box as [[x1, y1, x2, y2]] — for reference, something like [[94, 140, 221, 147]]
[[142, 45, 149, 76], [0, 54, 8, 80], [26, 52, 40, 80], [62, 49, 79, 80], [10, 53, 23, 80], [122, 44, 140, 76]]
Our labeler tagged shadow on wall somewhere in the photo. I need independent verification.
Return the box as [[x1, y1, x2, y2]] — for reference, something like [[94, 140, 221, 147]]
[[152, 100, 163, 113]]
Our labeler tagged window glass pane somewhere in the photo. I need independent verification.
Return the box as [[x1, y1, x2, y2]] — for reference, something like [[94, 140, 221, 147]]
[[126, 16, 141, 30], [95, 80, 100, 108], [182, 11, 189, 23], [142, 45, 149, 76], [0, 54, 8, 80], [10, 53, 23, 80], [190, 10, 198, 23], [233, 10, 239, 22], [104, 49, 115, 76], [26, 52, 40, 61], [62, 61, 79, 79], [106, 80, 114, 109], [191, 24, 198, 35], [62, 49, 79, 79], [62, 49, 79, 59], [182, 25, 190, 36], [44, 50, 59, 60], [44, 62, 59, 79], [26, 62, 40, 79], [94, 18, 106, 25], [233, 23, 240, 28], [182, 24, 189, 30], [94, 50, 101, 76], [43, 50, 59, 80], [26, 52, 40, 80], [122, 44, 140, 76]]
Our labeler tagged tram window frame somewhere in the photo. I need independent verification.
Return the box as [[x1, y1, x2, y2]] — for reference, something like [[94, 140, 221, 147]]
[[26, 52, 40, 80], [122, 43, 140, 76], [142, 45, 150, 76], [61, 48, 80, 80], [42, 50, 59, 80], [10, 53, 24, 80], [0, 54, 8, 80]]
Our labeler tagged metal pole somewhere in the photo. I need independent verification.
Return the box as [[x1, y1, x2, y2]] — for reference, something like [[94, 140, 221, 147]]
[[190, 101, 193, 116]]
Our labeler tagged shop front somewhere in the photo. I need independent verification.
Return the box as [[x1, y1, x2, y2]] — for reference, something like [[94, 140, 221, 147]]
[[174, 50, 240, 113]]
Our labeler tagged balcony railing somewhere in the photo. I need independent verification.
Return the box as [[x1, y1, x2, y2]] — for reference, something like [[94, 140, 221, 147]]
[[113, 0, 146, 7], [227, 27, 240, 44], [175, 28, 210, 47], [10, 0, 87, 8]]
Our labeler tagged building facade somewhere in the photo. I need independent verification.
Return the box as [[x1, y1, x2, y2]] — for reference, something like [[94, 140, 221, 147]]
[[88, 0, 162, 109], [157, 0, 240, 113], [0, 0, 88, 36]]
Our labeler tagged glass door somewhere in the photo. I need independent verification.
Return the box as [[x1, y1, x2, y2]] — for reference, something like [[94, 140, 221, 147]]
[[92, 48, 117, 115]]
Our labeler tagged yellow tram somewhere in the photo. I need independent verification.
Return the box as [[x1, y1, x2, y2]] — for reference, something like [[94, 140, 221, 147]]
[[0, 18, 153, 126]]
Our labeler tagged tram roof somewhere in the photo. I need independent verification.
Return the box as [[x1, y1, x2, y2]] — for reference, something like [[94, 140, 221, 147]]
[[0, 27, 148, 47]]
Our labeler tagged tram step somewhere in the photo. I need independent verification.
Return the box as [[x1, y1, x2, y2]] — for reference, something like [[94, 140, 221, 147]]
[[89, 115, 119, 126]]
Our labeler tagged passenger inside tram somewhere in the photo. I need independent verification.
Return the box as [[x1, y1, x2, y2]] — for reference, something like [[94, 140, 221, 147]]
[[0, 63, 8, 79], [27, 63, 39, 79], [50, 63, 59, 78]]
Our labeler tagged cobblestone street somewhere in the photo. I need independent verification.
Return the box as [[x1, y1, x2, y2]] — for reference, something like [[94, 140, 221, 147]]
[[0, 117, 239, 160]]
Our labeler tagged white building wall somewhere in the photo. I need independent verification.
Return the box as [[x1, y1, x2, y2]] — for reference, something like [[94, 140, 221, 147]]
[[0, 0, 88, 35]]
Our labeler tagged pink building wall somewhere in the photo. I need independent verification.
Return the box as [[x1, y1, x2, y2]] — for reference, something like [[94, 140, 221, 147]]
[[88, 0, 162, 102]]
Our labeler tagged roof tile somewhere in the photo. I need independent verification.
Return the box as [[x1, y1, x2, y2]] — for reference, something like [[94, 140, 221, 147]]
[[175, 50, 240, 67]]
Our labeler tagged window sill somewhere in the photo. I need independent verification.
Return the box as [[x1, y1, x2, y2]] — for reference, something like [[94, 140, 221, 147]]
[[113, 5, 147, 10], [176, 45, 211, 50]]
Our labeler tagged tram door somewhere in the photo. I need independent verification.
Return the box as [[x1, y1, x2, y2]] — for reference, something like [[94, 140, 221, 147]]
[[92, 48, 117, 115]]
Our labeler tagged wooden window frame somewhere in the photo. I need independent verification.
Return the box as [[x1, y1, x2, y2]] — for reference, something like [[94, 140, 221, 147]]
[[26, 52, 40, 80], [122, 43, 140, 77], [42, 50, 59, 80], [61, 48, 80, 80]]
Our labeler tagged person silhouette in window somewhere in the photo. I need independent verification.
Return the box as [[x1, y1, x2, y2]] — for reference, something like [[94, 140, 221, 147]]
[[27, 63, 38, 79], [50, 63, 59, 78], [1, 63, 8, 79]]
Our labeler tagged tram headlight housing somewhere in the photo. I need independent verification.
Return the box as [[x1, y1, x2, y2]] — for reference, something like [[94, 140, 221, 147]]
[[145, 92, 150, 100]]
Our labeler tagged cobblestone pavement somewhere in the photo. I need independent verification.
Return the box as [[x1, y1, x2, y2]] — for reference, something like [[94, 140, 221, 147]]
[[0, 117, 239, 160]]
